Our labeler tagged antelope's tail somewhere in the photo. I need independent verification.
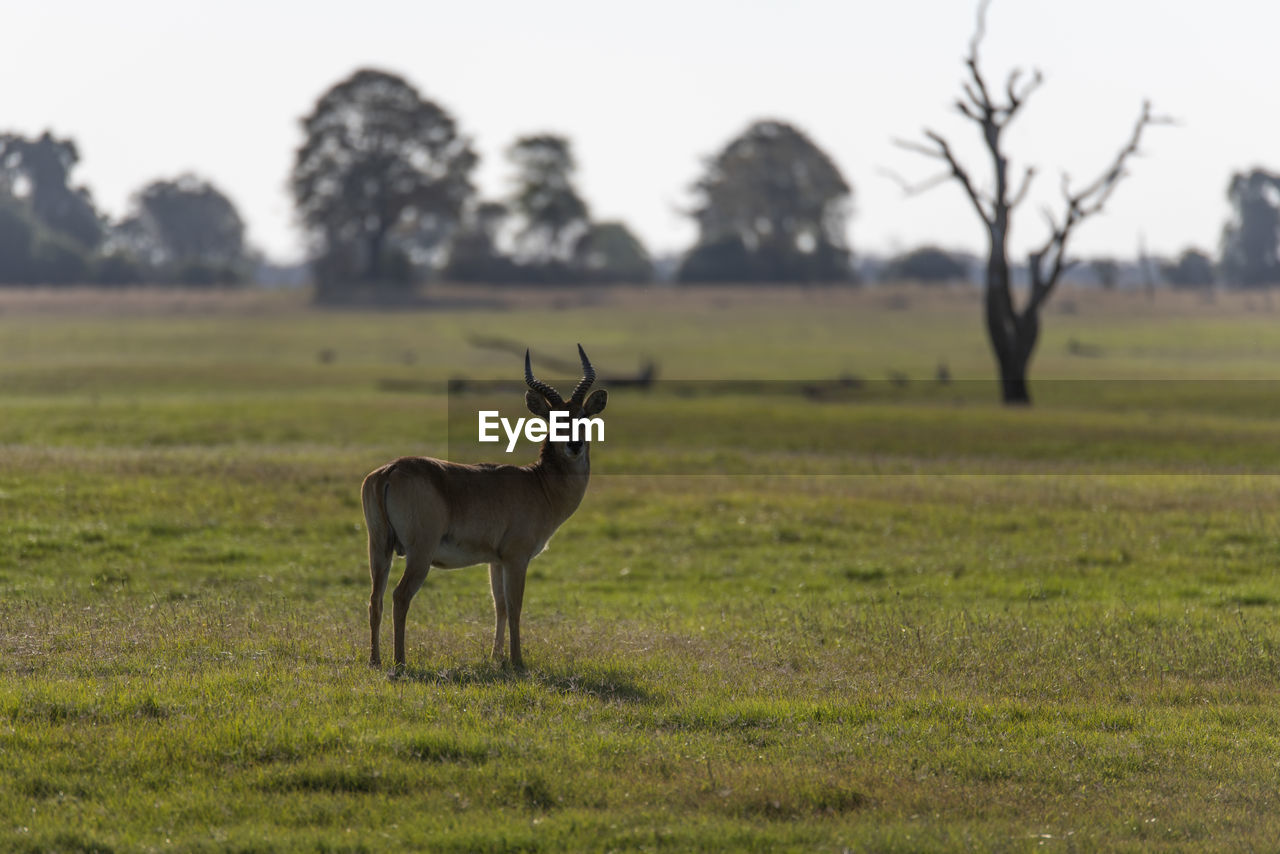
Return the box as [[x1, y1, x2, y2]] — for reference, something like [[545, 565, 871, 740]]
[[361, 465, 401, 568]]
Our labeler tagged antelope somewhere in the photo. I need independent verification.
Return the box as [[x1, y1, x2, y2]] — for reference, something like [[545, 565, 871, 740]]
[[361, 345, 607, 670]]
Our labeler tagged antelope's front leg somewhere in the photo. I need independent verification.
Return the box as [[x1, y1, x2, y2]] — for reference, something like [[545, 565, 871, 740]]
[[489, 562, 507, 662], [502, 561, 529, 670]]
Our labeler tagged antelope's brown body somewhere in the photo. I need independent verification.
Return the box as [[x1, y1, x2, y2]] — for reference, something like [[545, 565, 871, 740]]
[[361, 346, 607, 669]]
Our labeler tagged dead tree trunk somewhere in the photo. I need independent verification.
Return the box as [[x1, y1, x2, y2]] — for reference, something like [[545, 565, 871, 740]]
[[897, 0, 1165, 405], [986, 254, 1033, 404]]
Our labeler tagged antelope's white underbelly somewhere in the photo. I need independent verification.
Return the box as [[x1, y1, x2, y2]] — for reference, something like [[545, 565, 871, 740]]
[[427, 530, 554, 570], [431, 540, 497, 570]]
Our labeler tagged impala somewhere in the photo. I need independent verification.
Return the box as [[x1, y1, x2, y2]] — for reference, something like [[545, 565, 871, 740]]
[[361, 345, 608, 670]]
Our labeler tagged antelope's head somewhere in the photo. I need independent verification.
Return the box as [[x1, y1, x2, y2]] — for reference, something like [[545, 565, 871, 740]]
[[524, 344, 608, 465]]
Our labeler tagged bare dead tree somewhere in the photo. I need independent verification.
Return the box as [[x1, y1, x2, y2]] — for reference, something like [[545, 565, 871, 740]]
[[897, 0, 1168, 404]]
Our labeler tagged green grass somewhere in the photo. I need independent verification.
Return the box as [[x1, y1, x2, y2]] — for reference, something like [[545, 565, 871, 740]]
[[5, 284, 1280, 851]]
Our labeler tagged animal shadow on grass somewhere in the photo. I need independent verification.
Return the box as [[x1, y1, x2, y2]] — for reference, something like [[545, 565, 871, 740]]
[[392, 660, 653, 704]]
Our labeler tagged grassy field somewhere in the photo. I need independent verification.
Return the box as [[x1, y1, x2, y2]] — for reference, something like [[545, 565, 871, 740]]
[[4, 284, 1280, 851]]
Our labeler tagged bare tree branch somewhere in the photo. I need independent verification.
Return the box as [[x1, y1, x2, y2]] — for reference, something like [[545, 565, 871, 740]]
[[961, 80, 988, 116], [955, 99, 981, 121], [1006, 68, 1022, 102], [878, 166, 954, 197], [1066, 101, 1166, 213], [893, 137, 948, 161], [1024, 102, 1168, 316], [1003, 69, 1043, 119], [893, 134, 994, 222], [1009, 166, 1036, 209], [923, 131, 994, 225], [1039, 205, 1056, 232], [964, 60, 994, 118], [969, 0, 992, 54]]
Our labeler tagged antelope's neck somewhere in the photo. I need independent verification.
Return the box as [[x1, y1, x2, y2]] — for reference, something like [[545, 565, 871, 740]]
[[532, 446, 591, 517]]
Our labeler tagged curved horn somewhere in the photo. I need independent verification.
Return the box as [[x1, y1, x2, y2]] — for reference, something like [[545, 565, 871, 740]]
[[568, 343, 596, 406], [524, 349, 564, 407]]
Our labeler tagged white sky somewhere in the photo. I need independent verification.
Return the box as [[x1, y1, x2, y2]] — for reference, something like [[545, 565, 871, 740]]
[[4, 0, 1276, 264]]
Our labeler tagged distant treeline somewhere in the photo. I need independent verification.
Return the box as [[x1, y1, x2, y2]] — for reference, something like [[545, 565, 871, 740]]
[[862, 245, 1221, 291], [0, 134, 252, 287], [1, 69, 1278, 295]]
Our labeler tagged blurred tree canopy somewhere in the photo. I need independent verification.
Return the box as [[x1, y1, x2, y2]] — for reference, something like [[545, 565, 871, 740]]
[[0, 198, 37, 282], [1090, 258, 1120, 290], [0, 131, 253, 287], [1220, 169, 1280, 288], [575, 221, 653, 283], [442, 201, 519, 282], [0, 195, 96, 285], [882, 246, 968, 283], [0, 131, 103, 284], [442, 134, 652, 285], [108, 174, 249, 285], [291, 68, 477, 300], [678, 120, 853, 284], [508, 134, 590, 267], [1160, 248, 1216, 289], [0, 131, 103, 250]]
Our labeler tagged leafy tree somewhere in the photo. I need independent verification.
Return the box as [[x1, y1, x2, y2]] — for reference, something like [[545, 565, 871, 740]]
[[575, 221, 653, 283], [443, 201, 519, 282], [92, 250, 149, 287], [0, 184, 93, 285], [290, 68, 477, 298], [0, 131, 102, 249], [1160, 248, 1215, 289], [98, 214, 160, 284], [1090, 257, 1120, 290], [31, 231, 90, 284], [446, 136, 651, 286], [508, 134, 590, 267], [676, 236, 753, 284], [899, 0, 1164, 404], [882, 246, 968, 283], [137, 175, 245, 267], [0, 196, 36, 283], [679, 120, 853, 283], [110, 174, 248, 284], [1220, 169, 1280, 288]]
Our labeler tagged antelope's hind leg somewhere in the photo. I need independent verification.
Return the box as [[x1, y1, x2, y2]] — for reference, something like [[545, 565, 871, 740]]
[[368, 533, 394, 667], [391, 551, 433, 669]]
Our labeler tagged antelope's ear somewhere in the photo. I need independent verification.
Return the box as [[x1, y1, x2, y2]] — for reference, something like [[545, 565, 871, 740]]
[[525, 390, 552, 418], [582, 388, 607, 416]]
